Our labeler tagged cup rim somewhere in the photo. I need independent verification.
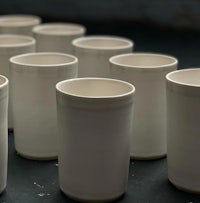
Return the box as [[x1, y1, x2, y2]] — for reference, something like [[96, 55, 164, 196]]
[[56, 77, 135, 99], [109, 52, 178, 70], [0, 34, 35, 48], [166, 68, 200, 87], [72, 35, 133, 51], [10, 52, 78, 67], [33, 22, 86, 36], [0, 14, 41, 27], [0, 75, 8, 89]]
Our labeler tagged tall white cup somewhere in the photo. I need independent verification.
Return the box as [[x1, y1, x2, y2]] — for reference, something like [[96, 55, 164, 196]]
[[56, 78, 135, 201], [0, 75, 8, 193], [33, 23, 86, 54], [0, 14, 41, 36], [110, 53, 178, 159], [166, 68, 200, 193], [0, 34, 35, 129], [72, 36, 133, 77], [10, 53, 78, 160]]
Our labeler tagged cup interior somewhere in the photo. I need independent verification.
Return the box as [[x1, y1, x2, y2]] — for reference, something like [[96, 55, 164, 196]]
[[0, 15, 40, 26], [73, 37, 133, 50], [33, 23, 85, 35], [166, 69, 200, 86], [57, 78, 134, 98], [11, 53, 77, 66], [0, 35, 34, 46], [110, 53, 177, 68], [0, 75, 8, 88]]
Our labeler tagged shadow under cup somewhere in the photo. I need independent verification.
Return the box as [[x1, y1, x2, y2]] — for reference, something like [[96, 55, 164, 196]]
[[56, 78, 135, 201]]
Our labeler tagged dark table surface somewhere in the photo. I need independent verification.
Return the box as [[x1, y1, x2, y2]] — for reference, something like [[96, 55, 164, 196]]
[[1, 133, 200, 203], [1, 23, 200, 203]]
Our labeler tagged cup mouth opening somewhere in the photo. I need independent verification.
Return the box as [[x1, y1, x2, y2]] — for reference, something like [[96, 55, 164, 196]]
[[166, 68, 200, 87], [33, 23, 86, 35], [56, 77, 135, 99], [110, 53, 178, 69], [0, 34, 35, 47], [10, 52, 78, 67], [72, 36, 133, 50], [0, 14, 41, 26], [0, 75, 8, 89]]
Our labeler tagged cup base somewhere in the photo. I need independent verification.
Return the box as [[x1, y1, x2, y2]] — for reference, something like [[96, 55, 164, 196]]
[[16, 150, 57, 161], [60, 188, 125, 202], [0, 185, 6, 195], [169, 179, 200, 194], [130, 153, 166, 160], [8, 128, 13, 134]]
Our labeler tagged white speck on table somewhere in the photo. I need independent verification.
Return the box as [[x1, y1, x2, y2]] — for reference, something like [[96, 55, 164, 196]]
[[33, 182, 44, 188], [37, 193, 50, 197]]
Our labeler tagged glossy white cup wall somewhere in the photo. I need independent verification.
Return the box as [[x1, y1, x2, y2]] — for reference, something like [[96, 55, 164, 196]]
[[0, 14, 41, 36], [56, 78, 135, 201], [10, 53, 78, 160], [110, 53, 178, 159], [33, 23, 86, 54], [0, 35, 35, 129], [166, 68, 200, 193], [72, 36, 133, 77], [0, 75, 8, 193]]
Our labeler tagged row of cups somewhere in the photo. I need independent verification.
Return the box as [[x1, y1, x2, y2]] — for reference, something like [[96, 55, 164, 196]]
[[0, 14, 199, 201]]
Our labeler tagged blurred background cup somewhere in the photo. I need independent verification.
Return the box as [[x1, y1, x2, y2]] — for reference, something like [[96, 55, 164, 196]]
[[72, 36, 133, 78], [110, 53, 178, 160], [10, 52, 78, 160], [0, 34, 35, 129], [33, 23, 86, 54], [0, 75, 8, 193], [56, 78, 135, 201], [166, 68, 200, 193], [0, 14, 41, 36]]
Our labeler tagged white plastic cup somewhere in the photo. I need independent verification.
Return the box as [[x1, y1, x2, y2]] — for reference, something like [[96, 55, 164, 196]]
[[110, 53, 178, 159], [0, 14, 41, 36], [10, 53, 78, 160], [166, 68, 200, 193], [56, 78, 135, 201], [0, 34, 35, 129], [0, 75, 8, 193], [72, 36, 133, 77], [33, 23, 86, 54]]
